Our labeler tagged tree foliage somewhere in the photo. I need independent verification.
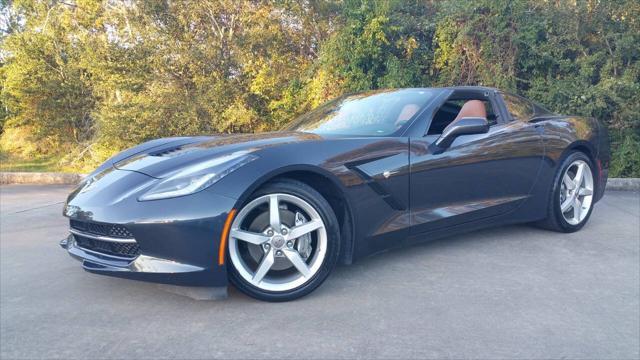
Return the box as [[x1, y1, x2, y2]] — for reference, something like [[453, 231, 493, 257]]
[[1, 0, 638, 176]]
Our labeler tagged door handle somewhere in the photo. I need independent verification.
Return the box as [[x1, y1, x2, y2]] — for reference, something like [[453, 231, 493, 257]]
[[383, 170, 399, 179]]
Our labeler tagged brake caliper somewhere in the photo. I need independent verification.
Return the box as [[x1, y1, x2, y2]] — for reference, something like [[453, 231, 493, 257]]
[[294, 211, 313, 260]]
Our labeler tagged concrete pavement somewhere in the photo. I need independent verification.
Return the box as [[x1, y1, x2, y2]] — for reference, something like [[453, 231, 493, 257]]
[[1, 185, 638, 359]]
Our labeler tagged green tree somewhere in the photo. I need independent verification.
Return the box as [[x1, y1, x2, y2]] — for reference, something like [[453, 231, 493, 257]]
[[1, 0, 97, 157], [88, 0, 334, 147], [308, 0, 435, 104], [0, 0, 638, 176]]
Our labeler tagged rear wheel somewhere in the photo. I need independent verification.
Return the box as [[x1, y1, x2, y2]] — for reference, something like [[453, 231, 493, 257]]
[[228, 179, 340, 301], [539, 151, 596, 232]]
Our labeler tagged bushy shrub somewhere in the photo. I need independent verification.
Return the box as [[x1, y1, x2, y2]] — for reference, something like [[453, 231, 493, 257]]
[[1, 0, 638, 175], [610, 130, 640, 178]]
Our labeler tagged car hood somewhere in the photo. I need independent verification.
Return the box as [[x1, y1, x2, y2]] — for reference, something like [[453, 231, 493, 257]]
[[113, 132, 322, 179]]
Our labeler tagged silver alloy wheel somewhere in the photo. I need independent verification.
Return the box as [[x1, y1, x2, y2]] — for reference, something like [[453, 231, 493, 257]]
[[228, 193, 327, 292], [560, 159, 594, 225]]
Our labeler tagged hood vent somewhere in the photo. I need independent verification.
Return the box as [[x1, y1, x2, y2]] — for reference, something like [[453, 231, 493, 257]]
[[149, 146, 199, 158]]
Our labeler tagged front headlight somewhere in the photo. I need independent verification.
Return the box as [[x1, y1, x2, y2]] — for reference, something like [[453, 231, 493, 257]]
[[138, 152, 257, 201]]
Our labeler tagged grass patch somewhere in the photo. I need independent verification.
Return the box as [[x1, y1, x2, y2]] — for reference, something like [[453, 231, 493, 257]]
[[0, 151, 72, 173]]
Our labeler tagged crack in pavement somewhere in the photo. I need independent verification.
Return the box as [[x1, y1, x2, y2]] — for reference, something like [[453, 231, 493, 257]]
[[3, 201, 65, 215]]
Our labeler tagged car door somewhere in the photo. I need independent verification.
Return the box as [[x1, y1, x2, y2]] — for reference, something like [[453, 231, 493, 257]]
[[407, 90, 544, 240]]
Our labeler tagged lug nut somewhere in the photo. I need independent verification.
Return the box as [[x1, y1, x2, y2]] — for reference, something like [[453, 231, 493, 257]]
[[281, 228, 288, 235], [276, 250, 283, 256], [264, 243, 270, 249], [287, 241, 293, 248], [266, 229, 274, 236]]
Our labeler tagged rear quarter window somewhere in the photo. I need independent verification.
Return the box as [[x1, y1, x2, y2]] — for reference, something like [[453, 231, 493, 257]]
[[501, 93, 535, 121]]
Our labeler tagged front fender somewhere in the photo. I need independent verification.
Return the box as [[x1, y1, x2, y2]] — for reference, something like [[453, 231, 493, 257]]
[[235, 164, 349, 207], [204, 140, 354, 204], [205, 136, 412, 263]]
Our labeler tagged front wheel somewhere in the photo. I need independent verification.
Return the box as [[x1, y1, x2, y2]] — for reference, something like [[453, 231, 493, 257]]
[[538, 151, 596, 232], [227, 179, 340, 301]]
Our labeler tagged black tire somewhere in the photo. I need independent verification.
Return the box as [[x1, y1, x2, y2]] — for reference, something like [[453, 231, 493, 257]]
[[228, 178, 340, 302], [537, 151, 596, 233]]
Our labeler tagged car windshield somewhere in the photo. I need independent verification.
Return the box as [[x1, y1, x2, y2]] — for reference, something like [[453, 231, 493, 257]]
[[285, 89, 438, 136]]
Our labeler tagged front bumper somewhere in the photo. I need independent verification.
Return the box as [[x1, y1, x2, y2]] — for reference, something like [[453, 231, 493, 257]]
[[61, 234, 223, 286], [61, 169, 237, 287]]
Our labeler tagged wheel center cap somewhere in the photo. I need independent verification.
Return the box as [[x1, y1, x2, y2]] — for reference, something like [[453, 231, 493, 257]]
[[272, 235, 285, 249]]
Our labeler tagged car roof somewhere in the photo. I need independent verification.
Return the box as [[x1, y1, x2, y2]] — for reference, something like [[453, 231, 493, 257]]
[[348, 86, 499, 96], [440, 85, 498, 92], [379, 86, 498, 94]]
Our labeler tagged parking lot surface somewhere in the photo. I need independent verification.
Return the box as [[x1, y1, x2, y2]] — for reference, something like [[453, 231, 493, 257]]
[[1, 185, 638, 359]]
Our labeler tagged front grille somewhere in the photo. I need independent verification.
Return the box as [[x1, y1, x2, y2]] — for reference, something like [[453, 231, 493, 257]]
[[70, 220, 139, 258], [70, 220, 133, 238], [73, 235, 140, 258]]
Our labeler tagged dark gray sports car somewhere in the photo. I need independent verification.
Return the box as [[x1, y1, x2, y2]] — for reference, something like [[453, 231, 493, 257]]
[[61, 86, 610, 301]]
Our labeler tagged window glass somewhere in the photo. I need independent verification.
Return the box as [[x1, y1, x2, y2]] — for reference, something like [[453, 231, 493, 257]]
[[428, 99, 497, 135], [502, 93, 534, 120], [285, 89, 437, 136]]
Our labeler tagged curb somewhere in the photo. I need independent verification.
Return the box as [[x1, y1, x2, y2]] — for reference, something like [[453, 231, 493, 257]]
[[606, 178, 640, 191], [1, 172, 639, 191], [0, 172, 85, 185]]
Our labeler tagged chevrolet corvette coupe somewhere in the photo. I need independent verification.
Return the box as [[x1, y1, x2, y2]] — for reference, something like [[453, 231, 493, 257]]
[[61, 86, 610, 301]]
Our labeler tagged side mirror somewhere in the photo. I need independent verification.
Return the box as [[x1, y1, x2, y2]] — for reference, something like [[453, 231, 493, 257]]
[[431, 117, 489, 153]]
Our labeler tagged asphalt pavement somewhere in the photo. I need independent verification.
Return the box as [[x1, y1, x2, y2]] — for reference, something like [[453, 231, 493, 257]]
[[1, 185, 638, 359]]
